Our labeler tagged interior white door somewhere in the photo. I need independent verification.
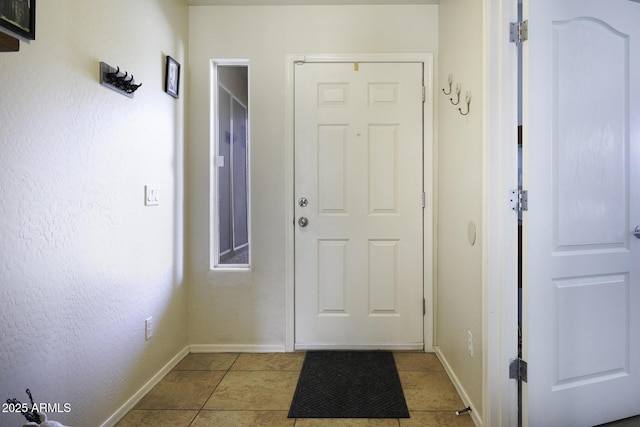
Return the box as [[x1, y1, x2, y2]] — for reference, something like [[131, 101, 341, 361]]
[[524, 1, 640, 425], [294, 61, 424, 350]]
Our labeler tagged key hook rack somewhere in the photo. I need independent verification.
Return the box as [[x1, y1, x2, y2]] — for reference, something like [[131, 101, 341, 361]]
[[100, 62, 142, 98], [442, 73, 472, 116]]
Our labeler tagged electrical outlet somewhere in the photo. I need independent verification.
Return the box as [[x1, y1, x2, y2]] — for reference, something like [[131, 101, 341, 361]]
[[467, 330, 474, 358], [145, 317, 153, 341]]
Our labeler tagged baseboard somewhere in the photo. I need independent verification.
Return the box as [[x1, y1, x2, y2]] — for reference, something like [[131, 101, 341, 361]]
[[189, 344, 286, 353], [434, 346, 483, 427], [100, 345, 190, 427]]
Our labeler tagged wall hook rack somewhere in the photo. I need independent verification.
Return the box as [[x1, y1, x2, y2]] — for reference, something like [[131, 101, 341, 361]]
[[100, 62, 142, 98], [459, 91, 471, 116], [442, 74, 453, 95], [450, 83, 461, 105]]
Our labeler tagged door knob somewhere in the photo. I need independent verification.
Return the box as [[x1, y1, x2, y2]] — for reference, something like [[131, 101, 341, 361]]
[[634, 226, 640, 239], [298, 217, 309, 227], [298, 197, 309, 207]]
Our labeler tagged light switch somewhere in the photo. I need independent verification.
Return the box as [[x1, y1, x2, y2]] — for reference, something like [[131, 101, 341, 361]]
[[145, 185, 159, 206]]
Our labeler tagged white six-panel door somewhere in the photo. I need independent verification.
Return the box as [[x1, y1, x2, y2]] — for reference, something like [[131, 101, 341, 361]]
[[524, 0, 640, 425], [294, 61, 424, 349]]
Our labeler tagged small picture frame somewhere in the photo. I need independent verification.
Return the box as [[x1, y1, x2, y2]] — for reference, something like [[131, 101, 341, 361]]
[[0, 0, 36, 40], [165, 56, 180, 99]]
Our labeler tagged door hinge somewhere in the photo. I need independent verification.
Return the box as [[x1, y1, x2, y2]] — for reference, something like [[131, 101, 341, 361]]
[[422, 192, 426, 208], [510, 189, 528, 212], [510, 20, 529, 44], [422, 86, 426, 102], [423, 298, 426, 315], [509, 358, 528, 383]]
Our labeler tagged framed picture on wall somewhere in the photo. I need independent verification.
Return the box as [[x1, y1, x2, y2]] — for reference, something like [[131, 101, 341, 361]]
[[0, 0, 36, 40], [165, 56, 180, 99]]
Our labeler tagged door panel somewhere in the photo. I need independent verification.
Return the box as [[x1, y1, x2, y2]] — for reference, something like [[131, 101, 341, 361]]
[[524, 1, 640, 425], [294, 62, 424, 349]]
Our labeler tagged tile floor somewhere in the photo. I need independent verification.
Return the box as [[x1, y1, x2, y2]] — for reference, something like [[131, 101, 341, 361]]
[[116, 352, 476, 427]]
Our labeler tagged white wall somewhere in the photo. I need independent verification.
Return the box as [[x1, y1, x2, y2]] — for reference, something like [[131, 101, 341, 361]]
[[187, 5, 438, 348], [437, 0, 485, 420], [0, 0, 188, 425]]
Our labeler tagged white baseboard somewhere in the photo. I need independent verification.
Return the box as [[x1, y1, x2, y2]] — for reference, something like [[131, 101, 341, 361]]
[[434, 346, 483, 427], [189, 344, 286, 353], [100, 345, 190, 427]]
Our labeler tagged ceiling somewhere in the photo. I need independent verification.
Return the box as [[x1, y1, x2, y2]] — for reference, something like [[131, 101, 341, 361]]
[[186, 0, 438, 5]]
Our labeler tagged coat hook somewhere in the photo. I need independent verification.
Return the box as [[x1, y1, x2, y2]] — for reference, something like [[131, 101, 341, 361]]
[[450, 83, 461, 105], [127, 82, 142, 93], [106, 66, 120, 82], [114, 72, 128, 90], [442, 74, 453, 95], [459, 91, 471, 115]]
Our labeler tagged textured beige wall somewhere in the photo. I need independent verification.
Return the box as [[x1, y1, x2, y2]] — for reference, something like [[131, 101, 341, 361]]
[[187, 5, 438, 347], [0, 1, 188, 425], [437, 0, 485, 418]]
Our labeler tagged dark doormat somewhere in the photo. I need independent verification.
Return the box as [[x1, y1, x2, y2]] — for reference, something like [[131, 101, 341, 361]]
[[288, 351, 410, 419]]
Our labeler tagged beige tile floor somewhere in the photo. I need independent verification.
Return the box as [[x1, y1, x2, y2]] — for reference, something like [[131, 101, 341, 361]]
[[116, 352, 476, 427]]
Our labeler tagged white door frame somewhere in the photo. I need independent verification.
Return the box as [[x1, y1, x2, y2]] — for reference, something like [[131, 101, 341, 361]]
[[484, 0, 520, 426], [284, 53, 435, 353]]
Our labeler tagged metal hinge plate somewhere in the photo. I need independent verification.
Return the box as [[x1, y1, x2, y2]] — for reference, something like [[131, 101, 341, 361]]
[[510, 189, 528, 212], [509, 358, 528, 382], [423, 298, 426, 315], [510, 20, 529, 44]]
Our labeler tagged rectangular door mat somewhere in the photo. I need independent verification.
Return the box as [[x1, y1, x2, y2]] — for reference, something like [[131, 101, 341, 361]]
[[288, 351, 410, 418]]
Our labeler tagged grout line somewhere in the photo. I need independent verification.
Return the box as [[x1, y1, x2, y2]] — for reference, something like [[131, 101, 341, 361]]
[[188, 354, 240, 426]]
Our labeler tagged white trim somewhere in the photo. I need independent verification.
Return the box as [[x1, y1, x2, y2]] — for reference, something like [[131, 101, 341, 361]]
[[294, 52, 436, 64], [435, 347, 483, 427], [483, 0, 520, 426], [423, 53, 436, 353], [285, 55, 296, 352], [284, 53, 435, 353], [99, 346, 190, 427], [209, 58, 252, 271], [190, 344, 286, 353]]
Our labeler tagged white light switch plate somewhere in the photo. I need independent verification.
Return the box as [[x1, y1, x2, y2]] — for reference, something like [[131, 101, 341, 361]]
[[145, 185, 159, 206]]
